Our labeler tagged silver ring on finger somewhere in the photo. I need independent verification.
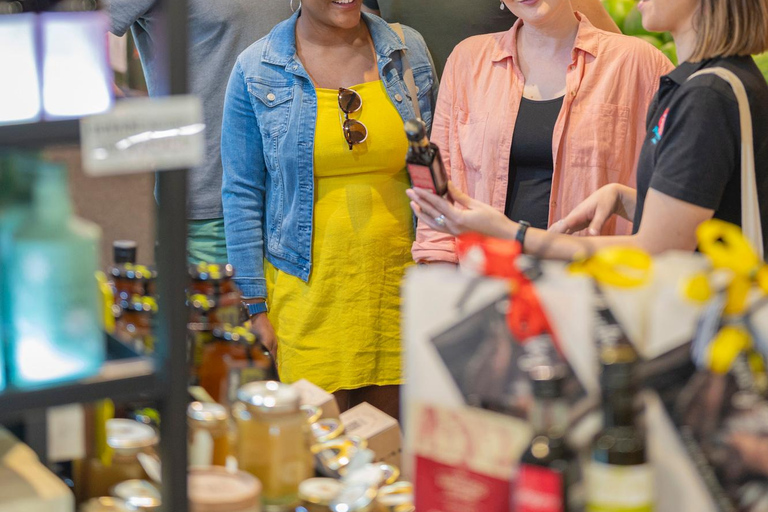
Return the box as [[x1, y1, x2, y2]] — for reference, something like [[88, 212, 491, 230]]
[[434, 214, 446, 227]]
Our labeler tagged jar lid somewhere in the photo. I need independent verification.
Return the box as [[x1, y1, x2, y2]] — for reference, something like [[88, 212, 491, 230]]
[[376, 482, 414, 511], [298, 477, 342, 506], [112, 480, 161, 510], [187, 402, 229, 424], [377, 463, 400, 486], [190, 263, 235, 281], [329, 483, 377, 512], [311, 436, 369, 476], [237, 381, 299, 414], [212, 326, 255, 345], [301, 404, 323, 425], [110, 263, 157, 280], [189, 467, 261, 512], [106, 419, 158, 450], [79, 497, 136, 512], [311, 418, 345, 443]]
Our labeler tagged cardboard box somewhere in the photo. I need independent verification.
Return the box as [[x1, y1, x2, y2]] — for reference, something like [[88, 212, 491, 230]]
[[291, 379, 341, 419], [340, 402, 402, 468]]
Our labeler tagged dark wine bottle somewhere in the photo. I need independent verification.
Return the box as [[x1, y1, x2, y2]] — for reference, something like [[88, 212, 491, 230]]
[[514, 365, 580, 512], [586, 347, 653, 512], [404, 119, 448, 196]]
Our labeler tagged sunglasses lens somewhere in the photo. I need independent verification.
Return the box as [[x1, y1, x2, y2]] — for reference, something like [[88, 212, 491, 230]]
[[344, 119, 368, 144], [338, 88, 362, 113]]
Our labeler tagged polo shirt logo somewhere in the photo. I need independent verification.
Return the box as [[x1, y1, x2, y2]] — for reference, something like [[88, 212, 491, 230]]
[[651, 108, 670, 145]]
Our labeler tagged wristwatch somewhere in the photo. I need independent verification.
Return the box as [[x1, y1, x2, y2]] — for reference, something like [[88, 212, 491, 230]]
[[515, 220, 531, 250], [243, 301, 269, 317]]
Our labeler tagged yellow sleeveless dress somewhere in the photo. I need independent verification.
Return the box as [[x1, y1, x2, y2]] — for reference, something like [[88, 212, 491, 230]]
[[264, 80, 413, 392]]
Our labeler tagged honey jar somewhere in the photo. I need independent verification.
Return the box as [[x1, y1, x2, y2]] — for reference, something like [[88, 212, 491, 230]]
[[188, 402, 232, 467], [298, 478, 342, 512], [189, 467, 262, 512], [234, 381, 312, 511]]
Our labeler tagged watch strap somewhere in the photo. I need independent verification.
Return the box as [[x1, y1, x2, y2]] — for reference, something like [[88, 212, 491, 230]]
[[515, 220, 531, 249], [244, 301, 269, 316]]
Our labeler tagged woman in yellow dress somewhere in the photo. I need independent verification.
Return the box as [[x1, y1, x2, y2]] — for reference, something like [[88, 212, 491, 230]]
[[221, 0, 437, 417]]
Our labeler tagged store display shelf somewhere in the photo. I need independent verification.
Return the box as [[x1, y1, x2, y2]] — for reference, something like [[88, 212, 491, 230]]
[[0, 119, 80, 149], [0, 336, 157, 422]]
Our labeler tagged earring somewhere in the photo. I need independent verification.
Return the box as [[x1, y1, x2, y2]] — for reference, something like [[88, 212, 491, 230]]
[[290, 0, 301, 12], [500, 2, 505, 9]]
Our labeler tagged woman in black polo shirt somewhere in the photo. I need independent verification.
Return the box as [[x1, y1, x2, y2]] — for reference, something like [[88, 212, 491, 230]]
[[406, 0, 768, 259]]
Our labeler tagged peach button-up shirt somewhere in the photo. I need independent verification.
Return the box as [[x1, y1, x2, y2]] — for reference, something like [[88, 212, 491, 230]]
[[412, 13, 674, 263]]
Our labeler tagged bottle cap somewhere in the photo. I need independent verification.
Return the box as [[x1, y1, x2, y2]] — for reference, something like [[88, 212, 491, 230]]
[[404, 119, 427, 142], [113, 240, 137, 264], [311, 418, 345, 443], [189, 263, 235, 281], [529, 365, 566, 399], [212, 325, 256, 345]]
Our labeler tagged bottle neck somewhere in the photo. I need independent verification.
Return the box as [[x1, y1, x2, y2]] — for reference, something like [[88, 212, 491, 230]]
[[602, 388, 635, 428], [33, 176, 72, 226], [530, 397, 569, 438]]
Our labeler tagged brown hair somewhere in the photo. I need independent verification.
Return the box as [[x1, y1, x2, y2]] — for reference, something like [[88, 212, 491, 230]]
[[691, 0, 768, 61]]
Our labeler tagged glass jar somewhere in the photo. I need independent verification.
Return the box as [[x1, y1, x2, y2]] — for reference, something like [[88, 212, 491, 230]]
[[188, 401, 232, 467], [298, 478, 342, 512], [188, 292, 242, 328], [234, 381, 311, 511], [375, 482, 414, 512], [199, 326, 250, 404], [111, 480, 162, 511], [81, 419, 158, 500], [200, 326, 278, 405], [114, 295, 156, 354], [189, 466, 262, 512]]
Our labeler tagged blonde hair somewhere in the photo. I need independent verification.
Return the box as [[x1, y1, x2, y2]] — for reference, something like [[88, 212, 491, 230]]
[[691, 0, 768, 61]]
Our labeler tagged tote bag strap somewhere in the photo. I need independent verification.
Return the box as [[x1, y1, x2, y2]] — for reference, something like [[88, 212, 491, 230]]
[[389, 22, 422, 120], [688, 67, 764, 260]]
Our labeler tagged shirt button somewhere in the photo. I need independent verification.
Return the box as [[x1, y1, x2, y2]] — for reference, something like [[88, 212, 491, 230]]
[[569, 65, 575, 71], [267, 93, 276, 102], [292, 64, 298, 70], [395, 93, 403, 102], [571, 90, 577, 97]]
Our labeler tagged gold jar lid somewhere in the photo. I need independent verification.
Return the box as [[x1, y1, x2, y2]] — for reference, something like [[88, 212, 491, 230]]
[[301, 404, 323, 425], [79, 497, 135, 512], [311, 418, 345, 443], [236, 381, 299, 414], [376, 482, 414, 512], [377, 464, 400, 487], [106, 419, 158, 451], [111, 480, 161, 510], [187, 402, 229, 427], [298, 477, 342, 506], [311, 436, 369, 477]]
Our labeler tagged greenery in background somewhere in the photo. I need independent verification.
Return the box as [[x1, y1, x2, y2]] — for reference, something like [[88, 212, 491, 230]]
[[602, 0, 676, 63], [603, 0, 768, 82]]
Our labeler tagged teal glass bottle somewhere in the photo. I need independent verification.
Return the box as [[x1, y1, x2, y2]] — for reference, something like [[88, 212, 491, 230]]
[[0, 153, 35, 392], [7, 162, 104, 388]]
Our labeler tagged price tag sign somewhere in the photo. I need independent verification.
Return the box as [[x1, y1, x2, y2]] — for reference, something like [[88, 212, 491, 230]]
[[80, 95, 205, 176]]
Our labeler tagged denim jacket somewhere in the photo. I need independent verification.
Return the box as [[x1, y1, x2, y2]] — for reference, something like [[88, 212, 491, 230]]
[[221, 11, 438, 298]]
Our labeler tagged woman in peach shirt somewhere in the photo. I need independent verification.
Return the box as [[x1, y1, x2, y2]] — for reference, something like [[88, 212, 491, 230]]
[[412, 0, 673, 263]]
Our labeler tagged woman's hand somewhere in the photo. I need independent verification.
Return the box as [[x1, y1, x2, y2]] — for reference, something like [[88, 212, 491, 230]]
[[549, 184, 636, 236], [249, 313, 278, 357], [406, 182, 516, 239]]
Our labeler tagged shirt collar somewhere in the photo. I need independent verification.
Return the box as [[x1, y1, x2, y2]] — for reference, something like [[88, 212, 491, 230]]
[[665, 59, 713, 85], [491, 11, 600, 65], [262, 11, 407, 68]]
